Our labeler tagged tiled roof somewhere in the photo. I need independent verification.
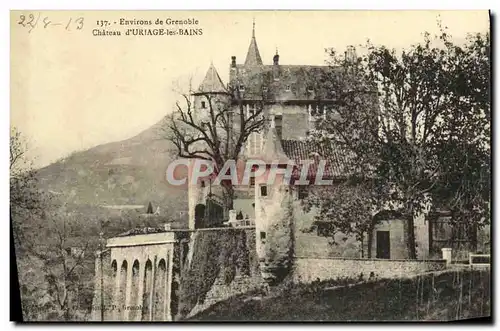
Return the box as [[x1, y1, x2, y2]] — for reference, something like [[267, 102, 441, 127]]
[[197, 63, 228, 94], [230, 64, 339, 102], [281, 139, 351, 179]]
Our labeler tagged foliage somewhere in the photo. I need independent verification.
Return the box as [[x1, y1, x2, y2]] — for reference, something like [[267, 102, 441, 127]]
[[304, 182, 379, 254], [11, 127, 100, 321], [308, 25, 490, 258], [261, 192, 295, 285], [177, 229, 255, 319]]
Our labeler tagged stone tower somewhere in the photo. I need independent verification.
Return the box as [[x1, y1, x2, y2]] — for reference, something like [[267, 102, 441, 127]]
[[187, 63, 231, 229], [254, 123, 295, 285]]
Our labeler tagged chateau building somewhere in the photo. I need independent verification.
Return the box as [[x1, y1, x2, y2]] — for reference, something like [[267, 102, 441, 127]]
[[92, 23, 488, 320], [188, 23, 484, 267]]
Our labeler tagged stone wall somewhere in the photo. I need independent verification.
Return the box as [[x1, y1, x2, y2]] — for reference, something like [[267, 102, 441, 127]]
[[187, 275, 264, 318], [178, 228, 260, 319], [293, 257, 447, 283]]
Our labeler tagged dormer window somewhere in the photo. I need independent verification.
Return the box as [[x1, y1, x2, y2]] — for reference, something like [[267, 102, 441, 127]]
[[285, 85, 291, 92], [239, 84, 245, 92], [262, 86, 268, 92], [307, 86, 314, 93], [201, 101, 206, 109]]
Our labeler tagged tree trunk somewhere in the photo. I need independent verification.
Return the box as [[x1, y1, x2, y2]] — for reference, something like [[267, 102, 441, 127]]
[[406, 203, 417, 260], [367, 219, 377, 258], [221, 182, 234, 220]]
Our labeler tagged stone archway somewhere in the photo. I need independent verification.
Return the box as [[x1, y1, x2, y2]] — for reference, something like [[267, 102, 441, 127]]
[[130, 260, 140, 320], [141, 259, 153, 321], [118, 260, 128, 320], [153, 259, 167, 321]]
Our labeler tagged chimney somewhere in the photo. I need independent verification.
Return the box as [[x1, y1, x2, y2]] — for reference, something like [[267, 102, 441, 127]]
[[274, 114, 283, 141], [231, 56, 236, 68], [273, 53, 279, 65], [272, 51, 280, 81]]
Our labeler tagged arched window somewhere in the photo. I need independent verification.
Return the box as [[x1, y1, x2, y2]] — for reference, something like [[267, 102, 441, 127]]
[[153, 259, 167, 320], [130, 260, 140, 320]]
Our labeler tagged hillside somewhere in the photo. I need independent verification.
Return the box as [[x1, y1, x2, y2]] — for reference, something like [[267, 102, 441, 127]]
[[35, 117, 188, 221], [188, 269, 491, 322]]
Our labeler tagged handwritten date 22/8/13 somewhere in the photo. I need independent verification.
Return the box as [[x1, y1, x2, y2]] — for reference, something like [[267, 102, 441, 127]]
[[17, 13, 84, 33]]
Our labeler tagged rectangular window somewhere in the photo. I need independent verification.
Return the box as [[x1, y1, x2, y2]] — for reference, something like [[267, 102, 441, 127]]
[[201, 101, 206, 109], [239, 84, 245, 91], [250, 177, 255, 187], [274, 114, 283, 138], [260, 231, 266, 240], [260, 185, 268, 197], [298, 185, 308, 199], [262, 86, 268, 92], [285, 85, 291, 92]]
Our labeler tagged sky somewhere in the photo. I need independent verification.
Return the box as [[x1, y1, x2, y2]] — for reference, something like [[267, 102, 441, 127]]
[[10, 10, 489, 168]]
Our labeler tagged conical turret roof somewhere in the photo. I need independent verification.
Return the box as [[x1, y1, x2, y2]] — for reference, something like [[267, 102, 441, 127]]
[[244, 22, 263, 66], [197, 63, 227, 93], [259, 126, 291, 164]]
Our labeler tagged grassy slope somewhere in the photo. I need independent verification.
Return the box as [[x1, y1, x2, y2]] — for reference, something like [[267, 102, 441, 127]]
[[188, 269, 491, 322]]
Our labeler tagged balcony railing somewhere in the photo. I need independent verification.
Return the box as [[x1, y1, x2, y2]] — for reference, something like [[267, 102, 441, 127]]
[[223, 218, 255, 228]]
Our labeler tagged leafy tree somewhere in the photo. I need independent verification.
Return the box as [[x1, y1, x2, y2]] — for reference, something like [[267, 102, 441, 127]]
[[11, 127, 99, 321], [309, 26, 490, 259], [304, 182, 380, 257], [430, 31, 490, 237], [10, 128, 48, 251]]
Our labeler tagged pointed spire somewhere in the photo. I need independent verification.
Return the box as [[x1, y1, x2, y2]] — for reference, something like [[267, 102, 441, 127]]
[[252, 17, 256, 38], [244, 19, 263, 66], [197, 63, 227, 93]]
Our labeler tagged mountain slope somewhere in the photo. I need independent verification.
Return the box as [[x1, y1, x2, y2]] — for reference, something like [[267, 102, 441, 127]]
[[36, 117, 188, 219]]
